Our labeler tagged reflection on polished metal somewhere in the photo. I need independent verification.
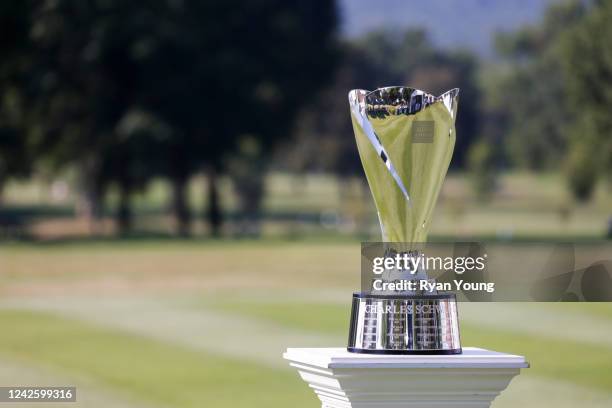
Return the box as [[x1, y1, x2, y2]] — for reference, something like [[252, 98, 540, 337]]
[[348, 293, 461, 354], [348, 86, 461, 354], [348, 86, 458, 243]]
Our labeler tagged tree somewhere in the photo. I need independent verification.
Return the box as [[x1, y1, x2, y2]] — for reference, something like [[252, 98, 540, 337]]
[[8, 0, 339, 238], [0, 1, 33, 202], [492, 0, 586, 171], [561, 0, 612, 200], [18, 1, 152, 233], [135, 0, 340, 236], [101, 109, 170, 234]]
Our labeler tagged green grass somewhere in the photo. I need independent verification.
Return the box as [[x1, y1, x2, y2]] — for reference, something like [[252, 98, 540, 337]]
[[461, 323, 612, 392], [204, 300, 352, 335], [2, 298, 612, 407], [0, 240, 360, 291], [0, 309, 315, 408], [204, 298, 612, 393], [1, 241, 611, 407], [541, 302, 612, 320]]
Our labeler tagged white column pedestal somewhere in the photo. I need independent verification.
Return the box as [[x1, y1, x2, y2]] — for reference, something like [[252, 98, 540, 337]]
[[284, 347, 528, 408]]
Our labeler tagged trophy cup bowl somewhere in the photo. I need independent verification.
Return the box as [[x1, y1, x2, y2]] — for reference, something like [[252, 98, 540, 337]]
[[347, 86, 462, 354]]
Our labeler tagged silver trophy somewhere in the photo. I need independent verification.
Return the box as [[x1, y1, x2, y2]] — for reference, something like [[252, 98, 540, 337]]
[[347, 86, 462, 354]]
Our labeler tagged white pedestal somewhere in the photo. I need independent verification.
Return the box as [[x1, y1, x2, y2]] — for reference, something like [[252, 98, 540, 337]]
[[284, 347, 528, 408]]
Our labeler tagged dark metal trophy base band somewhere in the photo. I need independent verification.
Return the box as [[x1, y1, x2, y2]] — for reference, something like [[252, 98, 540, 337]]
[[348, 292, 462, 355]]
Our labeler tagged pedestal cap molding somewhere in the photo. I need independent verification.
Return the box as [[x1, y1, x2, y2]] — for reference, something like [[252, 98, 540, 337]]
[[284, 347, 528, 369]]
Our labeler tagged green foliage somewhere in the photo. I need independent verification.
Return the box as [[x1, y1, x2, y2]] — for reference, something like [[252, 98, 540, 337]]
[[492, 0, 612, 201], [1, 0, 339, 233], [491, 0, 586, 171], [561, 0, 612, 200], [566, 140, 599, 201], [0, 2, 33, 186], [468, 139, 497, 201]]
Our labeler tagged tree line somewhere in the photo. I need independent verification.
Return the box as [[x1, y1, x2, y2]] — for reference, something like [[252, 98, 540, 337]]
[[1, 0, 611, 237], [0, 0, 339, 236], [282, 0, 611, 205], [475, 0, 612, 200]]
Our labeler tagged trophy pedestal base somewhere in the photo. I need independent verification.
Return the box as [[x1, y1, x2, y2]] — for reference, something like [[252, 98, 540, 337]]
[[283, 347, 527, 408]]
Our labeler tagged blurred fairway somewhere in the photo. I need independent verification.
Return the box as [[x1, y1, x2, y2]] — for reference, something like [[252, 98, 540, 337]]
[[2, 172, 612, 240], [1, 172, 611, 407], [0, 241, 611, 408]]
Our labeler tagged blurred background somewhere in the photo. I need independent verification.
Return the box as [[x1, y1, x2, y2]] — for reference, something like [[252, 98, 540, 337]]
[[0, 0, 611, 407]]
